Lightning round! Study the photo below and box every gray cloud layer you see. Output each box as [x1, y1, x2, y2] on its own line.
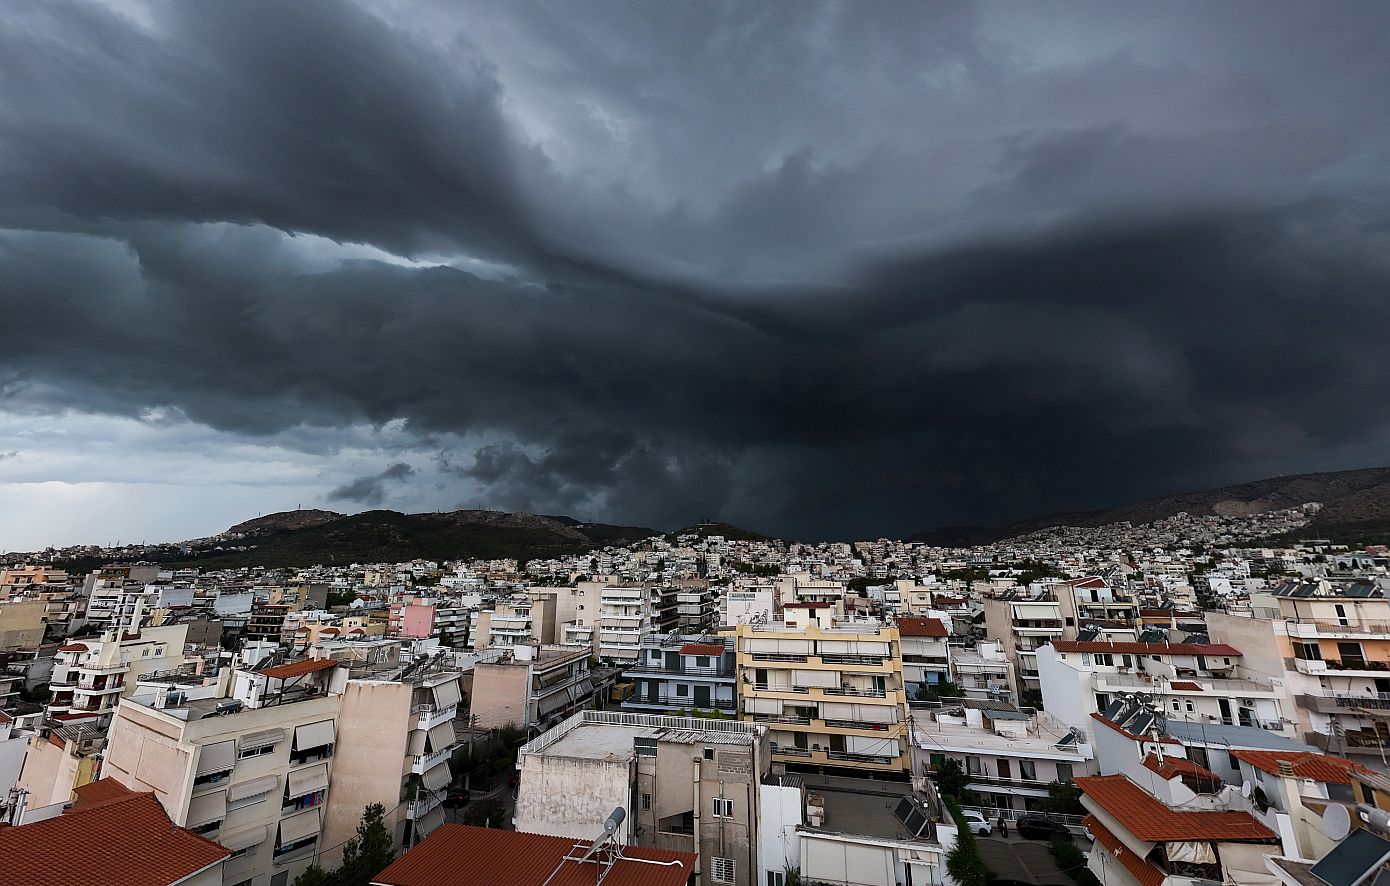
[3, 0, 1390, 540]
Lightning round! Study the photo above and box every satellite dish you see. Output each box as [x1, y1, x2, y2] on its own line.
[1322, 803, 1351, 841]
[1240, 780, 1252, 799]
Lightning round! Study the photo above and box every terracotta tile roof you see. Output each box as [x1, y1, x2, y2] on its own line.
[785, 601, 833, 609]
[1076, 775, 1275, 842]
[679, 643, 726, 656]
[57, 643, 89, 652]
[72, 777, 139, 808]
[896, 617, 949, 637]
[370, 824, 696, 886]
[256, 657, 339, 679]
[1143, 754, 1220, 783]
[1051, 640, 1242, 656]
[1169, 680, 1203, 691]
[1231, 750, 1372, 785]
[1064, 577, 1109, 588]
[0, 791, 228, 886]
[1085, 815, 1166, 886]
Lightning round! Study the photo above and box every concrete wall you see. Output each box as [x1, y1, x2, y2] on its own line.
[1035, 645, 1091, 733]
[513, 753, 634, 841]
[0, 601, 45, 652]
[470, 662, 529, 729]
[758, 780, 804, 886]
[16, 733, 81, 807]
[321, 680, 413, 866]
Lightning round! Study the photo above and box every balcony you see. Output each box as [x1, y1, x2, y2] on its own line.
[411, 703, 458, 732]
[409, 745, 453, 775]
[819, 653, 886, 667]
[406, 791, 443, 819]
[624, 661, 732, 679]
[753, 683, 810, 695]
[623, 692, 736, 712]
[1286, 620, 1390, 640]
[1300, 691, 1390, 713]
[821, 686, 888, 698]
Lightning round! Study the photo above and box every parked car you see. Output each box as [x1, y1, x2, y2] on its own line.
[443, 787, 471, 809]
[959, 810, 993, 836]
[1016, 815, 1072, 841]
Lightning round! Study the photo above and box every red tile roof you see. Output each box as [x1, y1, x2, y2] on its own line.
[1076, 775, 1275, 842]
[679, 643, 726, 656]
[256, 657, 339, 679]
[72, 777, 139, 808]
[1085, 815, 1166, 886]
[785, 601, 833, 609]
[1231, 750, 1372, 785]
[1051, 640, 1242, 656]
[370, 824, 696, 886]
[1064, 577, 1109, 589]
[0, 790, 228, 886]
[896, 617, 949, 638]
[1143, 754, 1220, 783]
[57, 643, 88, 652]
[1169, 680, 1203, 691]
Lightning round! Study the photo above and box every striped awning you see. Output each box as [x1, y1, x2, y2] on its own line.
[239, 728, 284, 752]
[194, 741, 236, 776]
[229, 774, 279, 802]
[287, 762, 329, 799]
[422, 761, 452, 792]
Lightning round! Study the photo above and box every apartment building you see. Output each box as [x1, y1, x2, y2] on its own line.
[316, 643, 464, 862]
[81, 564, 160, 624]
[104, 658, 343, 886]
[470, 644, 597, 731]
[244, 603, 293, 644]
[982, 592, 1065, 692]
[46, 622, 189, 726]
[1078, 773, 1281, 886]
[1210, 582, 1390, 769]
[470, 593, 556, 649]
[1051, 576, 1140, 636]
[897, 617, 951, 697]
[735, 620, 911, 774]
[621, 633, 736, 716]
[950, 641, 1018, 701]
[0, 599, 45, 652]
[911, 703, 1093, 813]
[514, 710, 768, 886]
[673, 578, 717, 631]
[1037, 639, 1294, 739]
[720, 580, 777, 627]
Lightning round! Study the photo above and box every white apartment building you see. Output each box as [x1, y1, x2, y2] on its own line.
[983, 593, 1066, 692]
[47, 622, 189, 727]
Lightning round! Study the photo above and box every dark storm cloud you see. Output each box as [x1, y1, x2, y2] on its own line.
[329, 462, 417, 505]
[3, 1, 1390, 539]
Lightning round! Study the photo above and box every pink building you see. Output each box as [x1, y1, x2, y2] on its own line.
[400, 603, 436, 640]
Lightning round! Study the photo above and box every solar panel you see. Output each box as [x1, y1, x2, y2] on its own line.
[1309, 828, 1390, 886]
[904, 809, 926, 835]
[894, 797, 914, 822]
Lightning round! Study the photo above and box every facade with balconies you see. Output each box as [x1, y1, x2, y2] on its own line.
[735, 621, 911, 773]
[46, 623, 188, 726]
[621, 633, 736, 715]
[983, 594, 1066, 692]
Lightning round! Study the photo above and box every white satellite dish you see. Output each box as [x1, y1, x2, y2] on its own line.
[1240, 780, 1252, 799]
[1323, 803, 1351, 841]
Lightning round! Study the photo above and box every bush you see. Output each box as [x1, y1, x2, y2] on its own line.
[945, 797, 991, 886]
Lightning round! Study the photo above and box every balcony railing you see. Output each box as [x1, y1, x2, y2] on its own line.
[819, 654, 886, 667]
[623, 662, 733, 678]
[827, 750, 900, 765]
[821, 686, 888, 698]
[754, 683, 809, 694]
[751, 713, 812, 726]
[749, 653, 809, 663]
[824, 718, 899, 732]
[624, 693, 736, 711]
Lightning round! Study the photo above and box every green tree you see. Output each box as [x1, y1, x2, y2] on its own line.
[292, 864, 332, 886]
[1051, 838, 1101, 886]
[945, 797, 991, 886]
[337, 802, 395, 886]
[462, 796, 507, 828]
[916, 680, 962, 702]
[1038, 780, 1085, 816]
[935, 757, 969, 800]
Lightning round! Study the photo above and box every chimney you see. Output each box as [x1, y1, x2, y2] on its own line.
[1277, 760, 1295, 778]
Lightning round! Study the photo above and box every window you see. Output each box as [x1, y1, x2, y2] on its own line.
[1172, 700, 1181, 712]
[641, 793, 652, 811]
[1185, 700, 1196, 713]
[238, 745, 275, 759]
[703, 747, 715, 761]
[966, 756, 982, 775]
[1019, 760, 1036, 781]
[712, 796, 733, 818]
[710, 856, 735, 883]
[768, 872, 786, 886]
[1055, 763, 1073, 783]
[696, 656, 710, 667]
[1081, 653, 1091, 666]
[1094, 653, 1113, 666]
[676, 684, 689, 697]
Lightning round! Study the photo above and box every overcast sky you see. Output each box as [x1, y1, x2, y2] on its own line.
[4, 0, 1390, 549]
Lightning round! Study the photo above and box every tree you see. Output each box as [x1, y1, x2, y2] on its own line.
[916, 680, 962, 702]
[462, 796, 507, 828]
[337, 803, 395, 886]
[1037, 781, 1085, 816]
[1051, 837, 1100, 886]
[935, 757, 969, 800]
[293, 864, 332, 886]
[945, 797, 991, 886]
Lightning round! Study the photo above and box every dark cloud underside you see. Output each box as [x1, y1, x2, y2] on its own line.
[3, 0, 1390, 540]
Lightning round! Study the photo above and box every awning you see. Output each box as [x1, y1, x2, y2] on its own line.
[239, 728, 284, 752]
[416, 806, 445, 837]
[195, 741, 236, 776]
[538, 690, 571, 716]
[186, 789, 227, 826]
[846, 735, 899, 755]
[792, 670, 839, 688]
[219, 824, 267, 852]
[278, 809, 321, 845]
[744, 697, 783, 715]
[286, 762, 329, 799]
[229, 774, 279, 802]
[293, 720, 335, 751]
[426, 722, 454, 753]
[431, 680, 461, 709]
[422, 761, 452, 792]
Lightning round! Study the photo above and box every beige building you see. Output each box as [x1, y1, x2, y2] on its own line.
[0, 599, 46, 652]
[515, 710, 769, 886]
[104, 658, 343, 886]
[47, 622, 189, 727]
[469, 644, 596, 731]
[735, 620, 911, 774]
